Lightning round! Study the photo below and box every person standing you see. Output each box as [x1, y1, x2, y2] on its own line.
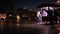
[37, 11, 42, 24]
[47, 8, 54, 25]
[57, 9, 60, 24]
[53, 8, 58, 24]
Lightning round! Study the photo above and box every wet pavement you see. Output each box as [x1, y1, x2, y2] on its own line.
[0, 21, 60, 34]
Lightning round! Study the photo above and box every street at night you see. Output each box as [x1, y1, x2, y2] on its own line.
[0, 0, 60, 34]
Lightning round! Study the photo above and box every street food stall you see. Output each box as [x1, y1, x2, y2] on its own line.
[37, 3, 60, 24]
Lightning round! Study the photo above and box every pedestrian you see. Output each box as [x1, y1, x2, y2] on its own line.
[53, 8, 58, 24]
[37, 11, 42, 24]
[47, 8, 54, 25]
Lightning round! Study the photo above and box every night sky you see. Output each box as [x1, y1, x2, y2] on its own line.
[0, 0, 57, 10]
[14, 0, 57, 10]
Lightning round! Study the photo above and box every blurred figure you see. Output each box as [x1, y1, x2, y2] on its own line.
[47, 8, 54, 25]
[37, 11, 42, 24]
[0, 18, 4, 29]
[47, 7, 58, 24]
[42, 9, 48, 24]
[57, 9, 60, 24]
[53, 8, 58, 24]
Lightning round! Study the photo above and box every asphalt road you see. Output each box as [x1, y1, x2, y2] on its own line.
[0, 23, 59, 34]
[0, 21, 60, 34]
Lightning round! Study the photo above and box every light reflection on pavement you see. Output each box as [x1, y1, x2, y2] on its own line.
[0, 21, 60, 34]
